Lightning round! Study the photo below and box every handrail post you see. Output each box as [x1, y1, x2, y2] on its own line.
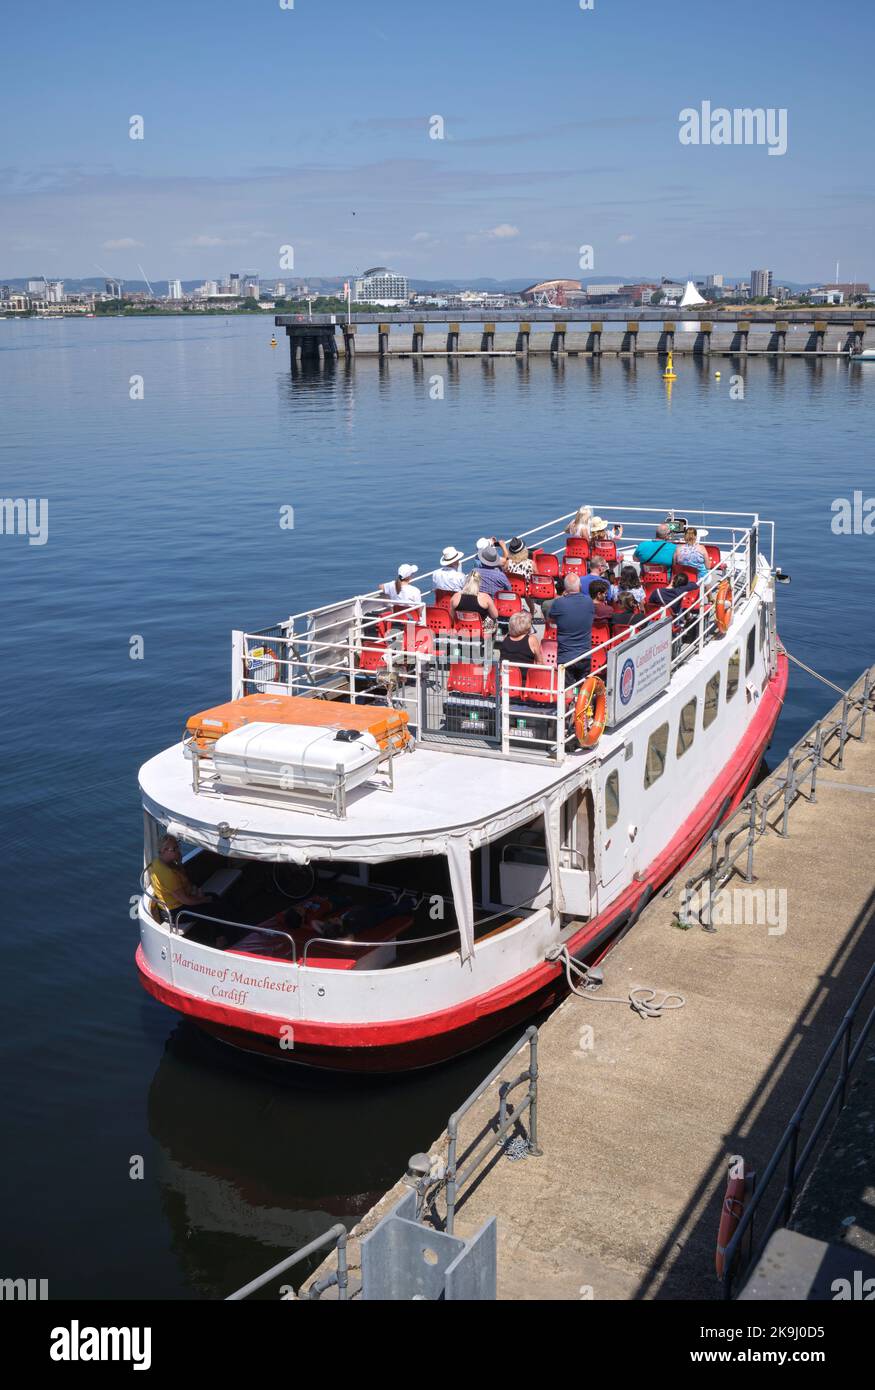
[838, 695, 850, 768]
[445, 1121, 459, 1235]
[527, 1027, 542, 1155]
[780, 749, 796, 837]
[702, 832, 719, 931]
[810, 726, 822, 802]
[744, 796, 757, 882]
[860, 668, 872, 742]
[555, 664, 566, 762]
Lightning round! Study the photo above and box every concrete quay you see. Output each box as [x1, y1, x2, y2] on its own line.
[304, 674, 875, 1301]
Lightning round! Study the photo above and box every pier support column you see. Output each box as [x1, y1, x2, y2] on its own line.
[731, 319, 750, 354]
[284, 323, 338, 366]
[481, 321, 495, 352]
[658, 321, 675, 357]
[770, 320, 788, 354]
[412, 322, 424, 353]
[516, 321, 531, 356]
[447, 322, 460, 354]
[694, 321, 713, 356]
[550, 321, 567, 355]
[342, 325, 356, 359]
[587, 320, 603, 356]
[849, 319, 866, 354]
[378, 323, 390, 358]
[621, 320, 639, 354]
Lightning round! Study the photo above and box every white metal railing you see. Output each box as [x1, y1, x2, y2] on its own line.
[230, 509, 765, 765]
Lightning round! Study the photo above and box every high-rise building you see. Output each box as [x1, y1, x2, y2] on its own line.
[705, 274, 723, 288]
[46, 280, 65, 303]
[275, 282, 286, 298]
[353, 266, 409, 305]
[167, 278, 183, 300]
[229, 273, 240, 295]
[750, 269, 772, 298]
[27, 279, 46, 295]
[105, 278, 122, 298]
[242, 273, 259, 299]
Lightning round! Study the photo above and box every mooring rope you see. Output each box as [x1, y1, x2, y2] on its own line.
[549, 946, 686, 1020]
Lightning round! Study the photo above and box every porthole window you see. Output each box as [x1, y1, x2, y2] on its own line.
[644, 723, 669, 789]
[726, 649, 740, 702]
[676, 698, 697, 758]
[604, 770, 620, 829]
[745, 626, 756, 675]
[703, 672, 721, 729]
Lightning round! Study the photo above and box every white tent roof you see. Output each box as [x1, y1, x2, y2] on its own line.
[679, 280, 707, 308]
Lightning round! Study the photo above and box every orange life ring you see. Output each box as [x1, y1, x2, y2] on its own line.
[715, 579, 733, 634]
[574, 676, 607, 748]
[715, 1155, 747, 1278]
[247, 645, 281, 684]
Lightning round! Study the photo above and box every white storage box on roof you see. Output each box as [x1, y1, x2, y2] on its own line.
[212, 722, 382, 795]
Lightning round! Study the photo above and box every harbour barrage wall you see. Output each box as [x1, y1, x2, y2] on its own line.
[276, 311, 875, 362]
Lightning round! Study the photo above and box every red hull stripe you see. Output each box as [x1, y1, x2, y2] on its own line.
[137, 654, 788, 1052]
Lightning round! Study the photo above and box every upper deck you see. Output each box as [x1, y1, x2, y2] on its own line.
[231, 506, 771, 760]
[139, 506, 776, 850]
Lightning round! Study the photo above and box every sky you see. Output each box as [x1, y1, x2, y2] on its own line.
[1, 0, 872, 285]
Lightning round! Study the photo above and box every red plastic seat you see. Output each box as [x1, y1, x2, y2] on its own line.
[496, 592, 522, 619]
[704, 544, 721, 569]
[528, 576, 556, 601]
[425, 606, 453, 633]
[454, 610, 484, 636]
[540, 640, 558, 666]
[534, 552, 560, 578]
[641, 563, 669, 583]
[508, 574, 527, 597]
[590, 621, 611, 675]
[484, 665, 497, 697]
[542, 622, 557, 641]
[359, 642, 389, 673]
[403, 624, 435, 658]
[672, 562, 703, 585]
[523, 666, 558, 704]
[565, 537, 590, 560]
[593, 539, 617, 562]
[500, 663, 526, 702]
[447, 662, 485, 695]
[432, 588, 455, 610]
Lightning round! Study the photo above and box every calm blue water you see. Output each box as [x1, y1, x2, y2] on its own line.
[1, 315, 872, 1298]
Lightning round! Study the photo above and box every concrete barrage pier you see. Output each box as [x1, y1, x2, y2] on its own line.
[277, 309, 875, 363]
[303, 668, 875, 1301]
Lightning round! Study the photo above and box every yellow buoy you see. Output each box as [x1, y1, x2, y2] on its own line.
[270, 335, 277, 349]
[663, 349, 677, 381]
[715, 371, 721, 379]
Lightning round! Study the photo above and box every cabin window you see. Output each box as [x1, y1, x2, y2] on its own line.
[676, 699, 697, 758]
[644, 723, 669, 789]
[605, 770, 620, 828]
[703, 672, 720, 729]
[726, 649, 740, 701]
[745, 626, 756, 675]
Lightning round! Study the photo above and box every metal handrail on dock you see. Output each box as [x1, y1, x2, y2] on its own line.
[682, 664, 874, 929]
[721, 958, 875, 1299]
[406, 1026, 542, 1236]
[226, 1223, 349, 1301]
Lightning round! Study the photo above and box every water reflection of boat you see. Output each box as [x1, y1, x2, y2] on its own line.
[147, 1021, 511, 1295]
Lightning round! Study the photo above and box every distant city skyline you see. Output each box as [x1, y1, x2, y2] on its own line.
[1, 0, 872, 283]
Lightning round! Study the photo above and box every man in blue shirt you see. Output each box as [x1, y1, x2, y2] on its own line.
[475, 544, 512, 597]
[550, 572, 596, 682]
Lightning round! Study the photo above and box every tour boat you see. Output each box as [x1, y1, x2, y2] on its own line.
[136, 507, 788, 1071]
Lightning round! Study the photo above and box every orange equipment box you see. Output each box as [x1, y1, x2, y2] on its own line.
[185, 693, 410, 752]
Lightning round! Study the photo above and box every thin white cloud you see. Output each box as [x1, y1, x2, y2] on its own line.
[488, 224, 520, 239]
[101, 237, 143, 250]
[617, 232, 635, 243]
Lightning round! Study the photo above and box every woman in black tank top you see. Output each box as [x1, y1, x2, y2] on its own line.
[498, 611, 542, 665]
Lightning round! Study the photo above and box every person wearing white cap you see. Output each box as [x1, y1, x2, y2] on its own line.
[432, 545, 467, 595]
[381, 563, 423, 620]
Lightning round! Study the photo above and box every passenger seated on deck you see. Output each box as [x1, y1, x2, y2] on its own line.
[148, 835, 214, 922]
[676, 527, 709, 577]
[451, 571, 498, 625]
[589, 513, 623, 542]
[633, 527, 679, 569]
[474, 544, 512, 597]
[498, 611, 542, 665]
[565, 505, 593, 539]
[611, 593, 641, 634]
[431, 545, 466, 595]
[586, 579, 616, 622]
[584, 554, 617, 600]
[381, 563, 423, 619]
[617, 564, 645, 606]
[649, 571, 691, 612]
